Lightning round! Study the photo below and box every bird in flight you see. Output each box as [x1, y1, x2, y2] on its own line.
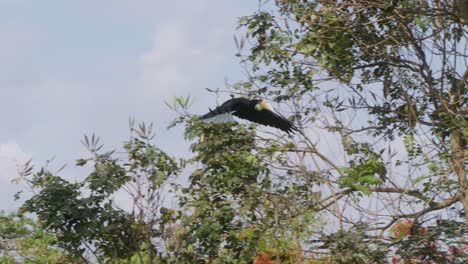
[200, 98, 297, 134]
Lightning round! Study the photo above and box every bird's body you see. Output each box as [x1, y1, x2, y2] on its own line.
[200, 98, 297, 134]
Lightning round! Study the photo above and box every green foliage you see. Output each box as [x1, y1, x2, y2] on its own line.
[0, 211, 69, 263]
[9, 0, 468, 263]
[22, 166, 143, 259]
[321, 229, 389, 263]
[20, 126, 182, 262]
[124, 137, 180, 189]
[339, 137, 385, 194]
[339, 157, 384, 195]
[176, 120, 267, 261]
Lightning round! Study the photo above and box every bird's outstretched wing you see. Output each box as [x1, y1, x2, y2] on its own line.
[233, 107, 297, 134]
[200, 98, 250, 123]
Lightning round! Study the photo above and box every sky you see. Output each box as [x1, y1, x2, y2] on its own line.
[0, 0, 260, 211]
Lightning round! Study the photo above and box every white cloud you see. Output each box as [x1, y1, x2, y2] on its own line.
[0, 141, 31, 183]
[140, 23, 224, 94]
[138, 3, 232, 109]
[0, 141, 31, 212]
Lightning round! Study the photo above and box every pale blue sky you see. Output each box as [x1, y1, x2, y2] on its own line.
[0, 0, 259, 211]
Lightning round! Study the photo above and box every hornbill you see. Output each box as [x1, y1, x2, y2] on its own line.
[200, 98, 297, 134]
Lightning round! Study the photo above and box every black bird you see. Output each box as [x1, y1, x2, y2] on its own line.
[200, 98, 297, 134]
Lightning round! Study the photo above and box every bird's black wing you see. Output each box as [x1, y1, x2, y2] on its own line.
[233, 107, 298, 134]
[200, 98, 251, 119]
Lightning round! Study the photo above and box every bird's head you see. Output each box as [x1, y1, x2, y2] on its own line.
[255, 99, 274, 112]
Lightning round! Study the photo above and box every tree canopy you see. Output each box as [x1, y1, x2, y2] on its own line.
[4, 0, 467, 263]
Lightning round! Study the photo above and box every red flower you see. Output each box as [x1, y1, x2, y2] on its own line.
[448, 246, 461, 255]
[253, 252, 270, 264]
[391, 219, 414, 238]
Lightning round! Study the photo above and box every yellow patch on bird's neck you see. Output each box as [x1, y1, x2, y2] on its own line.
[260, 100, 274, 112]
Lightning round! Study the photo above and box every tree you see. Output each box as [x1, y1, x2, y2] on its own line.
[226, 0, 467, 262]
[0, 211, 71, 263]
[16, 0, 467, 263]
[19, 123, 182, 263]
